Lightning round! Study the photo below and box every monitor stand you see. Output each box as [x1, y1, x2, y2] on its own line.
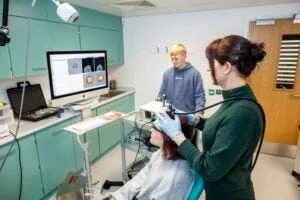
[70, 98, 93, 105]
[65, 96, 99, 107]
[63, 97, 97, 111]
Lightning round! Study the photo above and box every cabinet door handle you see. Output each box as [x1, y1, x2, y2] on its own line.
[0, 149, 16, 160]
[52, 129, 64, 136]
[32, 67, 47, 71]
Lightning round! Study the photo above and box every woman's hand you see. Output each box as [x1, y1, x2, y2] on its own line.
[155, 112, 182, 140]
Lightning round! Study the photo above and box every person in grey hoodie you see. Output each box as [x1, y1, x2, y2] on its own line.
[157, 43, 206, 114]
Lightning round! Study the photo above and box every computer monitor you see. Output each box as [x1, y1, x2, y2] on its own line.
[47, 50, 109, 107]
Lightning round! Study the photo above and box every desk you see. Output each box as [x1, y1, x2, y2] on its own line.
[64, 111, 124, 200]
[120, 111, 158, 182]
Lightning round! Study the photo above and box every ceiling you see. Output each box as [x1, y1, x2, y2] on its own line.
[66, 0, 300, 17]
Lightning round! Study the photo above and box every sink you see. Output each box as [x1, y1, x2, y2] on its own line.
[99, 90, 126, 100]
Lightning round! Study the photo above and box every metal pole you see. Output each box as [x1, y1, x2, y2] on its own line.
[83, 135, 93, 200]
[120, 120, 127, 182]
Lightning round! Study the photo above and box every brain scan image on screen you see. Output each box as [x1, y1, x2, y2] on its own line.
[47, 51, 108, 100]
[83, 73, 94, 88]
[82, 58, 94, 73]
[83, 65, 92, 72]
[68, 58, 83, 74]
[94, 71, 107, 86]
[94, 57, 105, 71]
[97, 74, 104, 81]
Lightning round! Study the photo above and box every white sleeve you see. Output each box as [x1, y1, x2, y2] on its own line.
[111, 151, 160, 200]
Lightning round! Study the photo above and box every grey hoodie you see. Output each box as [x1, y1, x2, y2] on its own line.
[157, 62, 206, 112]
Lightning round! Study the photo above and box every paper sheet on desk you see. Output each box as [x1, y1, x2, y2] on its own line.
[64, 111, 124, 135]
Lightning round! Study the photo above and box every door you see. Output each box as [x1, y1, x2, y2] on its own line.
[249, 19, 300, 145]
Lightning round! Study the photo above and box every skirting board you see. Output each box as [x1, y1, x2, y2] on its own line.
[260, 141, 297, 158]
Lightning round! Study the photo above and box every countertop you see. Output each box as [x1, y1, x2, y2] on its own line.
[0, 87, 135, 147]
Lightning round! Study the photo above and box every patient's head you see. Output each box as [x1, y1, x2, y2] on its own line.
[150, 117, 197, 160]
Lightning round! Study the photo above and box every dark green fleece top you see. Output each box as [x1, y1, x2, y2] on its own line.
[178, 84, 263, 200]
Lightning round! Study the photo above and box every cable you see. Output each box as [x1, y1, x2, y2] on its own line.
[0, 0, 35, 174]
[129, 117, 153, 177]
[173, 97, 266, 171]
[0, 2, 36, 199]
[9, 131, 22, 200]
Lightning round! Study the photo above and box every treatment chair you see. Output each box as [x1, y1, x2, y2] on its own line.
[187, 170, 204, 200]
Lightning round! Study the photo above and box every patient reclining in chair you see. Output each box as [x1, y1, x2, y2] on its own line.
[103, 118, 197, 200]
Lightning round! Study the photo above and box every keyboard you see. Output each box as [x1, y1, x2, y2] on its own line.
[72, 111, 124, 132]
[72, 117, 104, 131]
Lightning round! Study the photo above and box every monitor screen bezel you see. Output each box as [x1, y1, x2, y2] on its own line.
[47, 50, 108, 100]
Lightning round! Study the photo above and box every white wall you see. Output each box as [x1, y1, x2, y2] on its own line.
[109, 2, 300, 116]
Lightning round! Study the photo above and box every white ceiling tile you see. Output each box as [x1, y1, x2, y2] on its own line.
[66, 0, 300, 16]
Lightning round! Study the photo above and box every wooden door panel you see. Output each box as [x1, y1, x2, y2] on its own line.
[249, 19, 300, 145]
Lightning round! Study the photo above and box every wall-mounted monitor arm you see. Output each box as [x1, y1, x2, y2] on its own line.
[0, 0, 10, 46]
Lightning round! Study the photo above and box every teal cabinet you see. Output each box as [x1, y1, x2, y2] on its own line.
[49, 22, 80, 51]
[0, 15, 11, 79]
[0, 1, 124, 80]
[74, 7, 122, 31]
[9, 16, 51, 77]
[0, 144, 21, 200]
[35, 119, 76, 194]
[0, 135, 43, 200]
[74, 110, 100, 171]
[80, 26, 123, 66]
[96, 94, 135, 154]
[0, 94, 135, 199]
[0, 46, 11, 78]
[97, 103, 120, 154]
[99, 120, 121, 154]
[115, 94, 135, 113]
[85, 110, 101, 162]
[19, 135, 44, 200]
[9, 0, 48, 20]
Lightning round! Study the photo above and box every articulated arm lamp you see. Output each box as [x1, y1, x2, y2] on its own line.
[51, 0, 79, 23]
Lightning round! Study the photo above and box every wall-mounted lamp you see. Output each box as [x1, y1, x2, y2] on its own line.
[51, 0, 79, 23]
[293, 13, 300, 24]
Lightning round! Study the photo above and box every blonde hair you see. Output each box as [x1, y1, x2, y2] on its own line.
[170, 43, 186, 56]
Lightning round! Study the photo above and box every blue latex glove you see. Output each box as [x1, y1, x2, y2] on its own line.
[185, 114, 197, 125]
[174, 108, 197, 125]
[155, 112, 182, 140]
